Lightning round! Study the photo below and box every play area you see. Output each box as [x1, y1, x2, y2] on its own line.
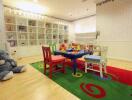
[31, 43, 132, 100]
[0, 0, 132, 100]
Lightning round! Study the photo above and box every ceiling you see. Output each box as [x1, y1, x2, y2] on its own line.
[3, 0, 96, 21]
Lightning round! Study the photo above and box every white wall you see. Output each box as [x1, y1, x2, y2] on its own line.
[0, 0, 4, 33]
[97, 0, 132, 61]
[73, 15, 96, 33]
[0, 0, 6, 50]
[68, 23, 75, 42]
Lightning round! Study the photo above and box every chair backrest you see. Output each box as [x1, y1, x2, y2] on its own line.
[93, 45, 101, 56]
[42, 46, 51, 63]
[52, 43, 56, 53]
[100, 46, 108, 63]
[49, 43, 56, 54]
[101, 46, 108, 58]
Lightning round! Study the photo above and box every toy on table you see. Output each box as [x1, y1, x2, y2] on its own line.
[71, 43, 77, 50]
[0, 50, 26, 81]
[59, 43, 67, 52]
[59, 40, 68, 52]
[80, 44, 85, 50]
[68, 43, 72, 49]
[76, 44, 81, 51]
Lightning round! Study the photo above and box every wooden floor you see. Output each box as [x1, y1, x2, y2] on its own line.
[0, 64, 79, 100]
[107, 58, 132, 71]
[0, 55, 132, 100]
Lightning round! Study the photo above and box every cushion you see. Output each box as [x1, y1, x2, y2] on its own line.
[84, 55, 101, 62]
[51, 55, 65, 62]
[77, 57, 85, 64]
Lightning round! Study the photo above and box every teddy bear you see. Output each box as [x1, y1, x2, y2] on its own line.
[0, 50, 26, 81]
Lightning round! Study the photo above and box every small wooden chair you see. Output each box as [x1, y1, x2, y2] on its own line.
[42, 46, 65, 78]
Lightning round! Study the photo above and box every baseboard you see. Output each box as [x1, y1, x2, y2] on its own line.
[108, 57, 132, 62]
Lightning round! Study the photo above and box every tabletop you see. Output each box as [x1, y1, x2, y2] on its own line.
[54, 50, 89, 59]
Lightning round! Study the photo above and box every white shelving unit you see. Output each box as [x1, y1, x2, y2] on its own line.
[4, 12, 69, 47]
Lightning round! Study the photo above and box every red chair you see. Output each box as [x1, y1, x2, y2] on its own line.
[42, 46, 65, 78]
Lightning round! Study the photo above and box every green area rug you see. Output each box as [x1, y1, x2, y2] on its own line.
[31, 61, 132, 100]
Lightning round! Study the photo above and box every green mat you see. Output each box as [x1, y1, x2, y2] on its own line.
[31, 61, 132, 100]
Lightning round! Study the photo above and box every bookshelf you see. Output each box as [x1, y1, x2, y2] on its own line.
[4, 14, 69, 47]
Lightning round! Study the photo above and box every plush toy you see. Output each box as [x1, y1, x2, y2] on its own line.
[0, 50, 26, 81]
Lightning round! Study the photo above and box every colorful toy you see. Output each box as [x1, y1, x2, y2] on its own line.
[77, 44, 81, 51]
[59, 43, 67, 52]
[71, 43, 77, 50]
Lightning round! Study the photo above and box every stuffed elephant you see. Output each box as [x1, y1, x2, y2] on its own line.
[0, 50, 26, 81]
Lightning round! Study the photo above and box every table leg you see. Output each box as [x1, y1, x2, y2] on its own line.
[72, 59, 77, 75]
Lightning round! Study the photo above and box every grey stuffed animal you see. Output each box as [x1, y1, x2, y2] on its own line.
[0, 50, 26, 81]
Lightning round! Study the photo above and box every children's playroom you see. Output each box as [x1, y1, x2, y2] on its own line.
[0, 0, 132, 100]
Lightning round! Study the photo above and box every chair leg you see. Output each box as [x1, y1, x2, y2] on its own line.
[99, 64, 103, 78]
[85, 62, 87, 73]
[104, 63, 107, 73]
[44, 63, 46, 74]
[49, 64, 52, 79]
